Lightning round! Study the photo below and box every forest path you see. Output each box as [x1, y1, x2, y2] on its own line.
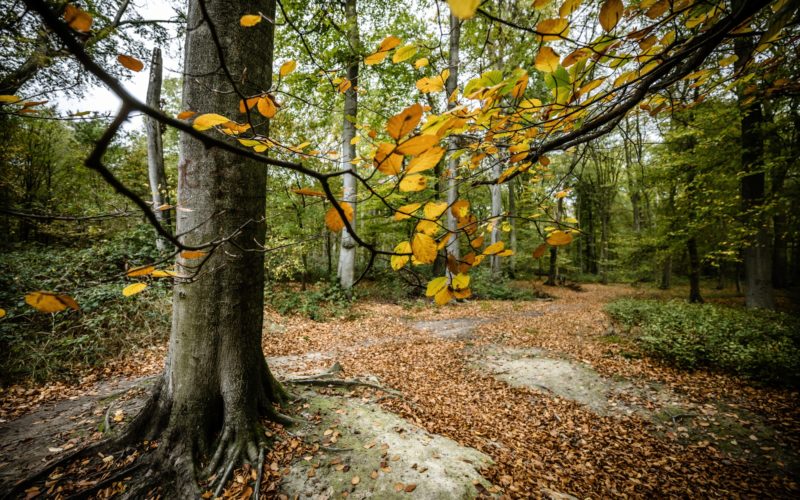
[265, 283, 799, 497]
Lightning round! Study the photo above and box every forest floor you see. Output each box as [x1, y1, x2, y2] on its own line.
[1, 283, 798, 498]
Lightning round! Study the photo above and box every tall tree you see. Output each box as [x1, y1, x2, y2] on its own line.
[337, 0, 360, 290]
[445, 10, 461, 282]
[145, 47, 171, 252]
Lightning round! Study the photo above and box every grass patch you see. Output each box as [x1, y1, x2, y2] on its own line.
[605, 298, 800, 387]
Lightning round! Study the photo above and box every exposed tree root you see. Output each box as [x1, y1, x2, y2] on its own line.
[289, 377, 402, 395]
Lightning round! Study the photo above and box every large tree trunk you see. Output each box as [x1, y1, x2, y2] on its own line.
[337, 0, 360, 290]
[445, 11, 461, 281]
[145, 47, 171, 252]
[734, 24, 774, 309]
[120, 1, 288, 495]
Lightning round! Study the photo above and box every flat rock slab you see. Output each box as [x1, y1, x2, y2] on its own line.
[411, 318, 488, 340]
[283, 389, 493, 499]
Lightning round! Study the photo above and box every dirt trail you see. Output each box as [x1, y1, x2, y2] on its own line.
[1, 284, 798, 498]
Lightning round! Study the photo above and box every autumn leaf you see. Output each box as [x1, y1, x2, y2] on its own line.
[240, 14, 262, 27]
[117, 55, 144, 72]
[451, 200, 470, 220]
[122, 283, 147, 297]
[535, 47, 560, 73]
[193, 113, 230, 131]
[414, 58, 429, 69]
[292, 187, 326, 198]
[391, 241, 412, 270]
[151, 270, 177, 278]
[64, 4, 92, 32]
[0, 308, 5, 319]
[546, 230, 573, 246]
[451, 273, 470, 290]
[279, 60, 297, 77]
[181, 250, 208, 259]
[325, 202, 354, 232]
[0, 95, 21, 104]
[365, 51, 390, 65]
[374, 143, 404, 175]
[412, 233, 437, 264]
[177, 110, 196, 119]
[425, 276, 448, 297]
[25, 292, 79, 313]
[257, 95, 277, 118]
[537, 18, 569, 41]
[447, 0, 480, 20]
[378, 35, 402, 52]
[399, 174, 427, 192]
[386, 104, 423, 140]
[407, 146, 444, 174]
[532, 243, 548, 258]
[126, 265, 155, 277]
[396, 135, 439, 156]
[423, 201, 448, 221]
[394, 203, 421, 221]
[599, 0, 624, 32]
[483, 241, 505, 255]
[393, 45, 417, 63]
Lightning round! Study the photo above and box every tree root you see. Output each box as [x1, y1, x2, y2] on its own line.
[289, 377, 402, 396]
[253, 446, 265, 500]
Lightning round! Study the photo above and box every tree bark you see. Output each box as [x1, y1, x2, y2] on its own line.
[145, 47, 171, 252]
[119, 1, 287, 495]
[734, 21, 774, 309]
[445, 11, 461, 282]
[337, 0, 360, 290]
[490, 158, 503, 277]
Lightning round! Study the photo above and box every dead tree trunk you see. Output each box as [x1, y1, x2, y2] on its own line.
[145, 47, 171, 252]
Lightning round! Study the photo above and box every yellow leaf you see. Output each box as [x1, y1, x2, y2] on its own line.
[257, 96, 277, 118]
[126, 265, 155, 277]
[240, 14, 262, 27]
[535, 47, 560, 73]
[0, 95, 21, 103]
[453, 287, 472, 299]
[447, 0, 480, 20]
[365, 51, 389, 65]
[451, 200, 470, 220]
[451, 273, 470, 290]
[151, 270, 177, 278]
[193, 113, 230, 131]
[497, 249, 514, 257]
[325, 202, 354, 232]
[434, 286, 453, 305]
[292, 187, 327, 198]
[393, 45, 417, 63]
[24, 291, 79, 313]
[394, 203, 421, 221]
[599, 0, 623, 32]
[386, 103, 423, 140]
[546, 230, 573, 246]
[425, 276, 448, 297]
[0, 308, 5, 319]
[414, 58, 429, 69]
[117, 54, 144, 72]
[399, 174, 427, 192]
[391, 241, 412, 270]
[177, 110, 196, 119]
[533, 243, 548, 258]
[559, 0, 582, 17]
[555, 190, 568, 198]
[378, 35, 403, 52]
[483, 241, 505, 255]
[537, 18, 569, 41]
[64, 4, 92, 32]
[412, 233, 437, 264]
[415, 219, 438, 236]
[338, 78, 352, 93]
[374, 143, 404, 175]
[122, 283, 147, 297]
[407, 146, 444, 174]
[279, 60, 297, 77]
[396, 135, 438, 156]
[415, 70, 449, 93]
[181, 250, 208, 259]
[423, 201, 448, 221]
[470, 236, 484, 248]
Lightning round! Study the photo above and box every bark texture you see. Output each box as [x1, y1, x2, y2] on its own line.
[445, 12, 461, 281]
[337, 0, 360, 290]
[145, 47, 171, 251]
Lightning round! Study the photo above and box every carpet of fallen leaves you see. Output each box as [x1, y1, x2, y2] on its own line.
[264, 283, 800, 498]
[2, 283, 798, 498]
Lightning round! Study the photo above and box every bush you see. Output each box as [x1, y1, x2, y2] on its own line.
[264, 280, 354, 321]
[605, 298, 800, 386]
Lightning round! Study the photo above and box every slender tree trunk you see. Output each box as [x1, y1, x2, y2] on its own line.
[490, 158, 503, 277]
[660, 255, 672, 290]
[508, 178, 517, 278]
[600, 212, 609, 284]
[337, 0, 360, 290]
[445, 11, 461, 282]
[120, 1, 287, 495]
[687, 237, 703, 303]
[545, 196, 563, 286]
[145, 47, 171, 252]
[735, 26, 774, 309]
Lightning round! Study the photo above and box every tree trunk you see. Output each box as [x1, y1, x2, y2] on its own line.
[545, 196, 563, 286]
[508, 178, 517, 278]
[659, 255, 671, 290]
[687, 236, 703, 303]
[734, 25, 774, 309]
[121, 1, 288, 495]
[145, 47, 171, 252]
[445, 11, 461, 282]
[490, 158, 503, 277]
[337, 0, 360, 290]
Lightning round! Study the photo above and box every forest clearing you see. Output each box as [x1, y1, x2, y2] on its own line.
[1, 0, 799, 498]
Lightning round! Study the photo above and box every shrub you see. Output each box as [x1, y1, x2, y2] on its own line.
[605, 298, 800, 387]
[264, 280, 354, 321]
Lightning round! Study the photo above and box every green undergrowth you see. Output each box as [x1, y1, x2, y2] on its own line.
[0, 227, 171, 384]
[605, 298, 800, 387]
[265, 280, 356, 321]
